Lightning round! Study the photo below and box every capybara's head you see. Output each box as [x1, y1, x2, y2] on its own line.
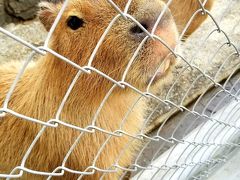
[39, 0, 178, 90]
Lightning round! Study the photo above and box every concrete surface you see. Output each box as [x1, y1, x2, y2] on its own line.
[134, 84, 240, 179]
[133, 71, 240, 178]
[209, 149, 240, 180]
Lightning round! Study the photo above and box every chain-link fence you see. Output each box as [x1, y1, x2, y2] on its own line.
[0, 0, 240, 179]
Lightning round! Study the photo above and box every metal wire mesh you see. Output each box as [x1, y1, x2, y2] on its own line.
[0, 0, 239, 179]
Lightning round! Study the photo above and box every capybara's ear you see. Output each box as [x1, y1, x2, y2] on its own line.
[38, 2, 60, 31]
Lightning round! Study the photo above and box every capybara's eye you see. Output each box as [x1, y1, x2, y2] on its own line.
[67, 16, 84, 30]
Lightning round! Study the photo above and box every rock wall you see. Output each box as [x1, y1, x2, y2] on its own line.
[0, 0, 40, 26]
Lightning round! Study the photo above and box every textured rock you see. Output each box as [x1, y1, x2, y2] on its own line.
[0, 21, 47, 63]
[4, 0, 40, 20]
[0, 0, 6, 25]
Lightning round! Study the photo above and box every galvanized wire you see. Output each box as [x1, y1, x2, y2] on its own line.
[0, 0, 240, 179]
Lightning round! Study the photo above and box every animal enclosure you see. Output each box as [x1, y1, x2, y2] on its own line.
[0, 0, 240, 179]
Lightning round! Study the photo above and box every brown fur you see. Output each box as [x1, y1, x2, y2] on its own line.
[166, 0, 214, 38]
[0, 0, 214, 179]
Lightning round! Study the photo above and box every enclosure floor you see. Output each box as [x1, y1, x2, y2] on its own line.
[134, 71, 240, 178]
[209, 148, 240, 180]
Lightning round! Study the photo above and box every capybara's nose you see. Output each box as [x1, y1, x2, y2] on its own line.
[130, 0, 172, 39]
[130, 21, 150, 38]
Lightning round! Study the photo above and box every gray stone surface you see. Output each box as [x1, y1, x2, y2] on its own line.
[134, 72, 240, 174]
[0, 0, 44, 26]
[0, 0, 6, 25]
[0, 21, 47, 63]
[0, 0, 19, 26]
[209, 148, 240, 180]
[4, 0, 40, 20]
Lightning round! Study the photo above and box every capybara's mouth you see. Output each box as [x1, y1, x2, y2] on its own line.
[147, 55, 176, 85]
[145, 40, 177, 84]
